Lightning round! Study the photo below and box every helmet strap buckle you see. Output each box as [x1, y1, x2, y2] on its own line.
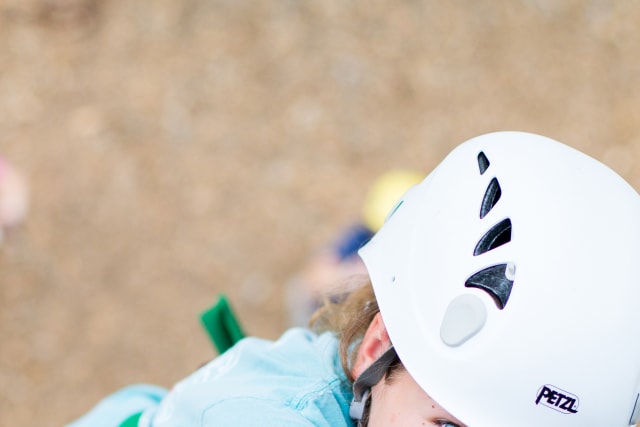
[349, 347, 398, 423]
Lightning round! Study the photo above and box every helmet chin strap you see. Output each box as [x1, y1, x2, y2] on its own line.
[349, 347, 398, 426]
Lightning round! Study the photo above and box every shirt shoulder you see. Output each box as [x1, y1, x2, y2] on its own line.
[146, 328, 353, 427]
[202, 397, 318, 427]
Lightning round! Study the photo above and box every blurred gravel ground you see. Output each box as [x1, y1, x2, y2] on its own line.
[2, 1, 640, 425]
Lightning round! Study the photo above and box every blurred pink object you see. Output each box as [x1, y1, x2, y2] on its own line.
[0, 156, 29, 230]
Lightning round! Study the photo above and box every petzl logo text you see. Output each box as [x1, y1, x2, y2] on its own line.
[535, 385, 579, 414]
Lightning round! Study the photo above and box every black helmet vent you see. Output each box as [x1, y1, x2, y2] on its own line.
[480, 177, 501, 219]
[473, 218, 511, 255]
[477, 151, 490, 174]
[465, 264, 514, 309]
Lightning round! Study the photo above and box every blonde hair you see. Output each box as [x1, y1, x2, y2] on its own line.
[309, 275, 379, 382]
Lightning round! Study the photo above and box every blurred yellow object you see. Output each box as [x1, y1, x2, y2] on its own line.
[362, 169, 423, 232]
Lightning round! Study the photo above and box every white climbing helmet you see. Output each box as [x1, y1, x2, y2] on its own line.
[359, 131, 640, 427]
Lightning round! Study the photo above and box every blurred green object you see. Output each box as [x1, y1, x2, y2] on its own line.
[200, 294, 245, 354]
[119, 412, 142, 427]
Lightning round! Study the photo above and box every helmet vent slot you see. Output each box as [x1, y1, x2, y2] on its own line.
[465, 264, 514, 309]
[477, 151, 490, 174]
[473, 218, 511, 256]
[480, 177, 501, 218]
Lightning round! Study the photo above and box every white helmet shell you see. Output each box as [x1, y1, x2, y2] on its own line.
[359, 132, 640, 426]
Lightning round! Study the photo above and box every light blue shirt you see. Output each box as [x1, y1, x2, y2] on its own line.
[66, 328, 354, 427]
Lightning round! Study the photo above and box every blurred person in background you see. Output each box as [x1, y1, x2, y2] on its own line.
[286, 169, 423, 326]
[0, 156, 28, 244]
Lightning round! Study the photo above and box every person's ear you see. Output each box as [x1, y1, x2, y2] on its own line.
[351, 312, 392, 379]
